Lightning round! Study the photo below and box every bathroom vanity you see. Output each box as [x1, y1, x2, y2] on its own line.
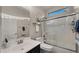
[0, 37, 41, 53]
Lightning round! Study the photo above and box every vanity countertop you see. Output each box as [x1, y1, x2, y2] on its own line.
[1, 37, 41, 53]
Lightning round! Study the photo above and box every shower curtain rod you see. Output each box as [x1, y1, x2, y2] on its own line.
[41, 13, 79, 22]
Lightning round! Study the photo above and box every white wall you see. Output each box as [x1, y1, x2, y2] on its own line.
[1, 17, 17, 42]
[1, 6, 30, 47]
[29, 7, 45, 18]
[2, 6, 29, 17]
[17, 19, 30, 38]
[29, 7, 46, 38]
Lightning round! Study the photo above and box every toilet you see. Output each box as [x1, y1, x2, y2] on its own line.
[35, 37, 53, 52]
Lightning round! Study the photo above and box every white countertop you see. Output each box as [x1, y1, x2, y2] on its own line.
[1, 37, 41, 53]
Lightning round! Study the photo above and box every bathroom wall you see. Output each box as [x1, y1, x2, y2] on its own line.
[74, 6, 79, 13]
[2, 6, 29, 17]
[1, 6, 30, 43]
[17, 19, 30, 38]
[1, 16, 17, 42]
[29, 7, 45, 18]
[29, 7, 46, 38]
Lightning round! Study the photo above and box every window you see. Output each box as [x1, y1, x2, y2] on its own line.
[48, 9, 65, 17]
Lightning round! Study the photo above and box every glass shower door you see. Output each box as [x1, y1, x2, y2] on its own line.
[44, 16, 75, 50]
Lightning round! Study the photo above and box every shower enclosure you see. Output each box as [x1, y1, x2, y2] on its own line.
[41, 15, 76, 51]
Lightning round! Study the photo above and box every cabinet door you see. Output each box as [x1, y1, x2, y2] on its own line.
[44, 16, 75, 50]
